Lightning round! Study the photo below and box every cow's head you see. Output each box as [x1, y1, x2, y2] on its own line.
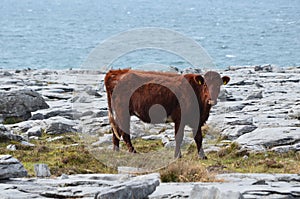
[184, 74, 212, 107]
[204, 71, 230, 106]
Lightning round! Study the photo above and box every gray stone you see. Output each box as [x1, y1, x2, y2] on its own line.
[84, 86, 102, 97]
[93, 110, 108, 118]
[218, 89, 237, 101]
[222, 125, 257, 140]
[246, 91, 263, 100]
[226, 104, 246, 112]
[271, 142, 300, 153]
[46, 122, 77, 134]
[47, 135, 64, 142]
[34, 164, 51, 177]
[227, 118, 253, 126]
[60, 174, 69, 179]
[190, 186, 244, 199]
[0, 155, 27, 179]
[43, 91, 73, 100]
[0, 89, 49, 123]
[142, 134, 163, 140]
[95, 173, 160, 199]
[3, 71, 13, 76]
[26, 126, 42, 137]
[254, 64, 273, 72]
[71, 93, 92, 103]
[45, 117, 77, 135]
[236, 127, 300, 151]
[230, 80, 253, 86]
[20, 141, 35, 147]
[0, 124, 24, 142]
[92, 134, 112, 146]
[6, 144, 16, 151]
[33, 108, 81, 120]
[30, 112, 45, 120]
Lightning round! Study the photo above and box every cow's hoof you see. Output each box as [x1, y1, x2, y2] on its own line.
[174, 151, 182, 159]
[129, 148, 137, 153]
[113, 145, 120, 151]
[198, 155, 208, 160]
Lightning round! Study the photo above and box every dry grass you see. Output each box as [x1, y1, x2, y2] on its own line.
[1, 132, 299, 182]
[160, 158, 221, 182]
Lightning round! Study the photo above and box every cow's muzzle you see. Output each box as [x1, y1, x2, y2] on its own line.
[208, 100, 216, 106]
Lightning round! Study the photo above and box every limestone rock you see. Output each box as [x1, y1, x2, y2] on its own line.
[246, 91, 263, 100]
[190, 186, 244, 199]
[0, 124, 24, 142]
[0, 89, 49, 123]
[26, 126, 42, 137]
[222, 125, 257, 140]
[236, 127, 300, 151]
[95, 173, 160, 199]
[45, 117, 78, 135]
[34, 164, 51, 177]
[0, 155, 27, 179]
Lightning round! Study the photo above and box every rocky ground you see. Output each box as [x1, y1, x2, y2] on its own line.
[0, 65, 299, 198]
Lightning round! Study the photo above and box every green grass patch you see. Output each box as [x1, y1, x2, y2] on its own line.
[1, 132, 299, 182]
[0, 133, 115, 177]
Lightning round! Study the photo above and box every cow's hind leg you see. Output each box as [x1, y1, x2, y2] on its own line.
[193, 129, 207, 159]
[174, 122, 184, 158]
[109, 114, 121, 151]
[117, 114, 136, 153]
[112, 127, 121, 151]
[122, 132, 136, 153]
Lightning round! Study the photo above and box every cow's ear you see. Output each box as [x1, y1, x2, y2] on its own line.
[222, 76, 230, 85]
[194, 75, 205, 85]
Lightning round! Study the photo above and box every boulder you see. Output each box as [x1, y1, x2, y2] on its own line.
[0, 89, 49, 123]
[95, 173, 160, 199]
[0, 155, 27, 179]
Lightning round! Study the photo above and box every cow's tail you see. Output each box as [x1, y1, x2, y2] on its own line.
[104, 71, 122, 141]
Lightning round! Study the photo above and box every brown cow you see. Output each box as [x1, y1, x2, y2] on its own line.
[104, 69, 230, 159]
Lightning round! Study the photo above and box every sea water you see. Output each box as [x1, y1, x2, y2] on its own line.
[0, 0, 299, 70]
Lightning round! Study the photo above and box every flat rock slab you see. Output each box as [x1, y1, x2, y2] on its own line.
[150, 173, 300, 199]
[0, 170, 299, 199]
[236, 127, 300, 151]
[0, 173, 160, 198]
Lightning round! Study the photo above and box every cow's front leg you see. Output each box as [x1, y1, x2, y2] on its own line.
[122, 132, 136, 153]
[194, 128, 207, 159]
[174, 123, 184, 158]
